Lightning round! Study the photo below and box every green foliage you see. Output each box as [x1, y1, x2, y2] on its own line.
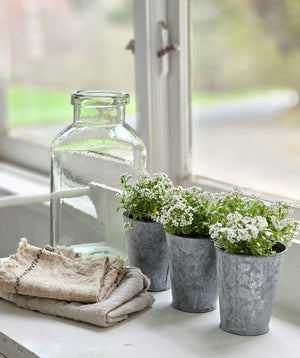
[210, 188, 299, 256]
[157, 187, 216, 238]
[191, 0, 300, 93]
[118, 173, 299, 255]
[286, 0, 300, 47]
[118, 171, 173, 225]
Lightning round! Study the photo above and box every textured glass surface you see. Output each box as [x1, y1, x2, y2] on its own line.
[51, 91, 146, 256]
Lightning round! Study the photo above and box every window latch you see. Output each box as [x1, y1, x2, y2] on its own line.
[157, 21, 179, 77]
[157, 43, 179, 58]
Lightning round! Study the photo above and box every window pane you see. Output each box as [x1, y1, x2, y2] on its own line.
[191, 0, 300, 201]
[1, 0, 135, 142]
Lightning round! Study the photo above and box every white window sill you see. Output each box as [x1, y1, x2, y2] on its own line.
[0, 161, 299, 317]
[0, 290, 299, 358]
[0, 135, 50, 174]
[0, 161, 49, 197]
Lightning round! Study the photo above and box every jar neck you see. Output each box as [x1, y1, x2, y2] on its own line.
[71, 90, 129, 125]
[73, 104, 125, 125]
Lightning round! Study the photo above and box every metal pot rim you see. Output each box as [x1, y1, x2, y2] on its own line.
[123, 211, 158, 225]
[214, 242, 287, 258]
[165, 232, 212, 241]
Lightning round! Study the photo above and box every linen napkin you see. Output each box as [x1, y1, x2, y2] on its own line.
[0, 238, 125, 303]
[0, 239, 155, 327]
[0, 267, 154, 327]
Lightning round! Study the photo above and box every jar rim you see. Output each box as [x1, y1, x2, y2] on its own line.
[71, 90, 130, 106]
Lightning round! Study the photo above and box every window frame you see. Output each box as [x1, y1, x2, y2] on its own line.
[0, 0, 190, 177]
[132, 0, 300, 224]
[132, 0, 191, 184]
[1, 0, 300, 219]
[0, 135, 50, 173]
[0, 0, 299, 315]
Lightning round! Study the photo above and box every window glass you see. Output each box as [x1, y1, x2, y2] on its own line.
[0, 0, 135, 142]
[191, 0, 300, 201]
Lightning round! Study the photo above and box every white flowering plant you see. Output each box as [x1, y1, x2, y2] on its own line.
[156, 186, 216, 237]
[118, 171, 173, 226]
[210, 188, 299, 256]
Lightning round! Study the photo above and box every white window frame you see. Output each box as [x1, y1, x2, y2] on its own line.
[0, 135, 50, 173]
[0, 0, 299, 314]
[1, 0, 300, 218]
[132, 0, 300, 221]
[133, 0, 190, 184]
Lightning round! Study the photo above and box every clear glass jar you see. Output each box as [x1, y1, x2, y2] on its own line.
[50, 90, 146, 256]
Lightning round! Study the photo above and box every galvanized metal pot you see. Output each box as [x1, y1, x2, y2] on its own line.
[166, 233, 217, 312]
[123, 214, 170, 292]
[216, 243, 286, 336]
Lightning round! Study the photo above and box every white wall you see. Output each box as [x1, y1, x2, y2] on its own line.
[274, 243, 300, 318]
[0, 201, 50, 257]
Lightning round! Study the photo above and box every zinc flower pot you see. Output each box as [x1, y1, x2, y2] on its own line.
[166, 233, 217, 312]
[216, 242, 286, 336]
[123, 214, 170, 292]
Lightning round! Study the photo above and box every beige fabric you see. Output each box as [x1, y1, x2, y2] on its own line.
[0, 239, 155, 327]
[0, 238, 125, 303]
[0, 267, 155, 327]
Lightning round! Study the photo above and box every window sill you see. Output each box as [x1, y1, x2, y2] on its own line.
[0, 161, 50, 256]
[0, 161, 49, 196]
[0, 290, 299, 358]
[0, 161, 299, 315]
[0, 135, 50, 174]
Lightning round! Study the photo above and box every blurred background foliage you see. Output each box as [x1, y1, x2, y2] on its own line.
[191, 0, 300, 93]
[2, 0, 300, 127]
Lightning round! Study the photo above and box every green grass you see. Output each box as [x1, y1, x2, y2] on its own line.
[8, 86, 72, 127]
[8, 85, 137, 128]
[8, 85, 278, 128]
[192, 88, 275, 106]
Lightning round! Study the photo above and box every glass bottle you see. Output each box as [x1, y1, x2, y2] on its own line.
[50, 90, 146, 256]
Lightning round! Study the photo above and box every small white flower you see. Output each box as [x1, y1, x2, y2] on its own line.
[124, 222, 132, 231]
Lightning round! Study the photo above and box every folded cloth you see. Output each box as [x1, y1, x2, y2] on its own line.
[0, 267, 155, 327]
[0, 238, 126, 303]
